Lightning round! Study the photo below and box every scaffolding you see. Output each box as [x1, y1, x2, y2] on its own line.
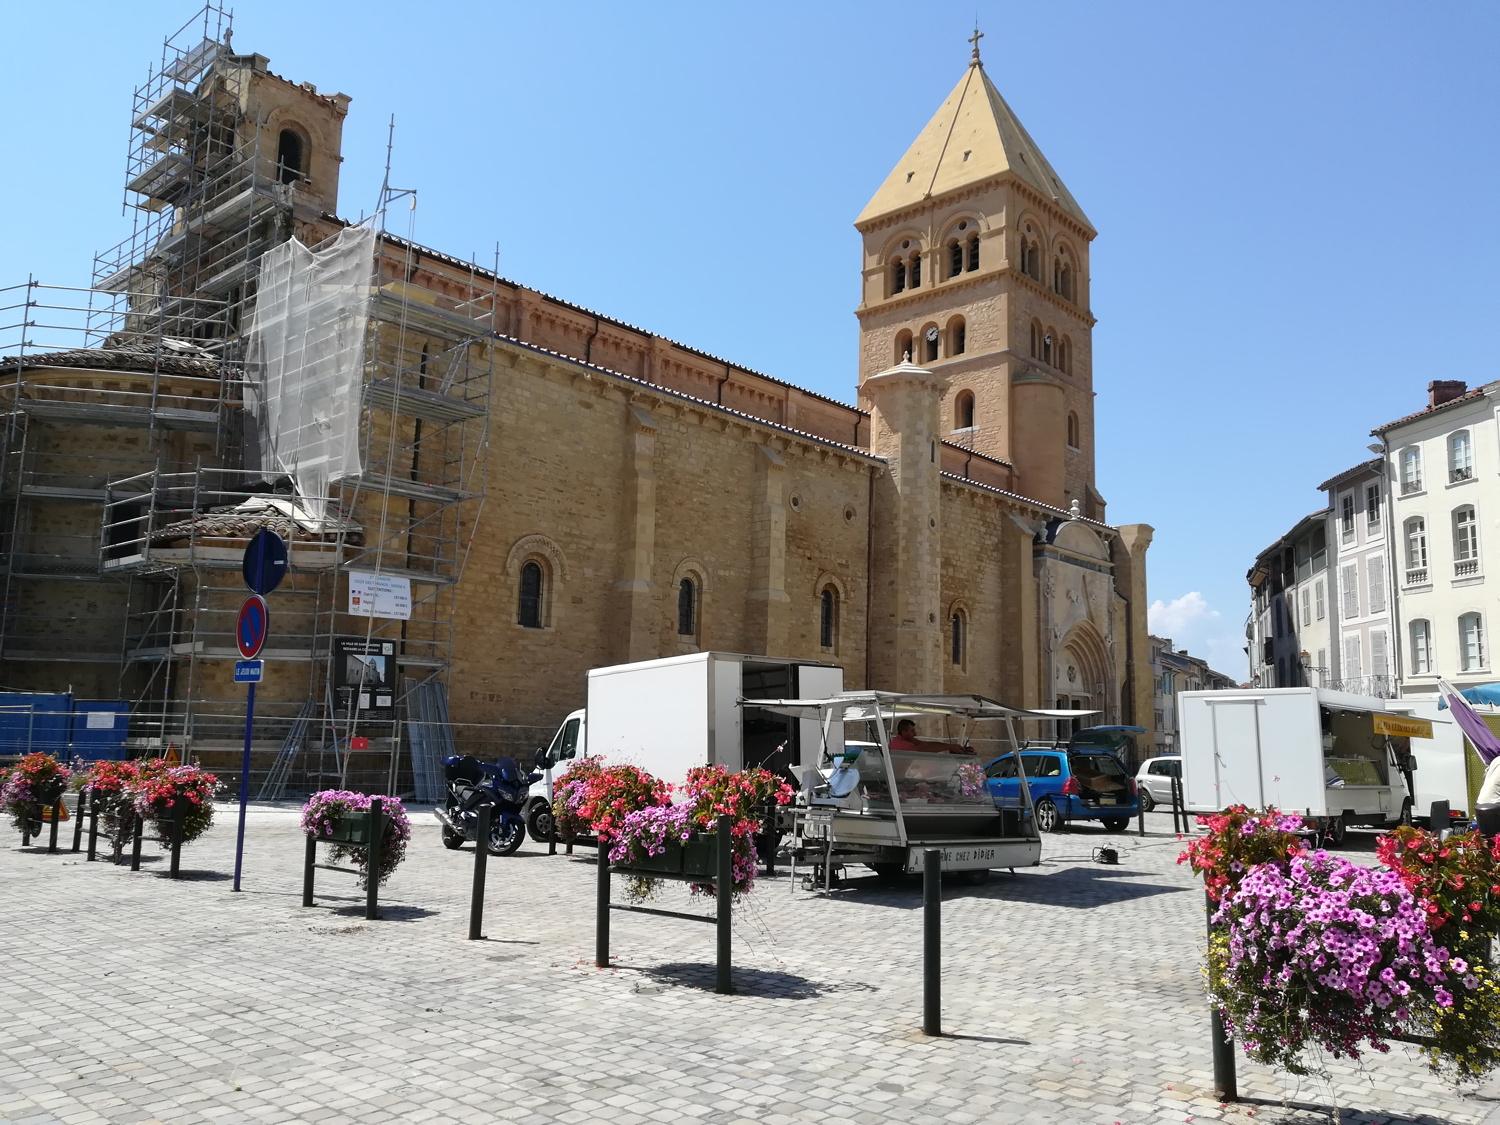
[1, 4, 494, 797]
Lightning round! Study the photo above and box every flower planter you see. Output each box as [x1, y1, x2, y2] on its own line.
[616, 834, 720, 878]
[325, 816, 372, 845]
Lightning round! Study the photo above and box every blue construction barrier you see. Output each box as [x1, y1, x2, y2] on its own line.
[0, 694, 129, 760]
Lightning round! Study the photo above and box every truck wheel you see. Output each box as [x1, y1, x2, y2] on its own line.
[1035, 799, 1062, 833]
[1139, 790, 1156, 813]
[526, 803, 556, 843]
[1324, 817, 1347, 846]
[1397, 799, 1413, 827]
[870, 862, 906, 882]
[441, 826, 465, 850]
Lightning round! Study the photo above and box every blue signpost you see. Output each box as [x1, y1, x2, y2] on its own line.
[233, 530, 287, 892]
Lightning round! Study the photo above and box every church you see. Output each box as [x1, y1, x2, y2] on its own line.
[0, 13, 1151, 781]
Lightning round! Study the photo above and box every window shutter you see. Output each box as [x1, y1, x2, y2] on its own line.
[1341, 564, 1359, 619]
[1366, 557, 1386, 614]
[1343, 635, 1362, 679]
[1371, 631, 1388, 678]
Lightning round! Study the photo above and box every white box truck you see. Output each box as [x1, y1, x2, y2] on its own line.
[1179, 687, 1458, 841]
[522, 652, 843, 839]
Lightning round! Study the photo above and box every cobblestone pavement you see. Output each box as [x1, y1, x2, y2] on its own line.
[3, 807, 1500, 1125]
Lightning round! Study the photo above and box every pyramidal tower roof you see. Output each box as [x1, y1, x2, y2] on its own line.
[856, 36, 1092, 232]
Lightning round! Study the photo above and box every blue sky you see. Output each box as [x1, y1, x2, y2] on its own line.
[4, 2, 1498, 678]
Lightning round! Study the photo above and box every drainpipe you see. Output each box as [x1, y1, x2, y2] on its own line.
[1380, 440, 1401, 697]
[717, 363, 731, 405]
[584, 315, 601, 365]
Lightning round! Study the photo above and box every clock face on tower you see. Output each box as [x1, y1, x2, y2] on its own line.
[924, 326, 939, 343]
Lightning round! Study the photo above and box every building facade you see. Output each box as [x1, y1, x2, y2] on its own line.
[1320, 458, 1395, 696]
[0, 15, 1154, 787]
[1148, 635, 1236, 756]
[1247, 511, 1334, 689]
[1378, 380, 1499, 696]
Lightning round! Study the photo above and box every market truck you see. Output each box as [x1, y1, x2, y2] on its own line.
[1179, 687, 1460, 841]
[522, 652, 843, 840]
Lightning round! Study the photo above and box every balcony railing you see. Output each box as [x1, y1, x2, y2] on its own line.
[1405, 566, 1428, 585]
[1456, 558, 1481, 578]
[1451, 466, 1474, 484]
[1401, 478, 1423, 495]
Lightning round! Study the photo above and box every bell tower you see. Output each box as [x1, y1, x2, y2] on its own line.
[854, 31, 1100, 515]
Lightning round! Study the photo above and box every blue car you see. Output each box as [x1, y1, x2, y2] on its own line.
[986, 747, 1141, 833]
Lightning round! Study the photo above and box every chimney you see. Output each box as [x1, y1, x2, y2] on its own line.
[1429, 379, 1468, 408]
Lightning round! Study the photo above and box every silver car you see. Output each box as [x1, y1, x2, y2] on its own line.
[1134, 754, 1181, 812]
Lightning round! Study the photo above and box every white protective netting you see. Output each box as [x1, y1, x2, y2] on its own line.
[244, 223, 376, 522]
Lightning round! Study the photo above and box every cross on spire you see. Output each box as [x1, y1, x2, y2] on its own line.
[969, 24, 984, 65]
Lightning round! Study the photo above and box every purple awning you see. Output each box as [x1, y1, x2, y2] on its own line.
[1438, 678, 1500, 765]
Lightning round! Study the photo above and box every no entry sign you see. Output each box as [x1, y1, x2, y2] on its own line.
[236, 595, 269, 659]
[242, 529, 289, 596]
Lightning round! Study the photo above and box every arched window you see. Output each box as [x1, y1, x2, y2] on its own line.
[955, 390, 975, 430]
[1029, 321, 1042, 359]
[819, 586, 838, 650]
[1018, 231, 1039, 280]
[1450, 430, 1474, 483]
[1066, 411, 1080, 449]
[890, 258, 906, 295]
[1042, 329, 1054, 366]
[967, 234, 980, 272]
[947, 316, 966, 356]
[894, 329, 913, 365]
[948, 240, 963, 278]
[908, 252, 922, 289]
[950, 610, 966, 666]
[1404, 516, 1428, 583]
[1399, 446, 1423, 494]
[1453, 505, 1481, 576]
[677, 577, 697, 637]
[1460, 612, 1487, 671]
[1056, 336, 1070, 374]
[1409, 619, 1432, 674]
[276, 128, 306, 185]
[518, 561, 544, 628]
[921, 324, 939, 364]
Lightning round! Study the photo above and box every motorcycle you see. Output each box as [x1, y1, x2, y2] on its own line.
[434, 748, 548, 856]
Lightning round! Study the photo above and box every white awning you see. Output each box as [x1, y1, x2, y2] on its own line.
[740, 691, 1099, 724]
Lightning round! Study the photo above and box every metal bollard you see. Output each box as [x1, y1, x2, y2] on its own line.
[129, 813, 143, 871]
[365, 800, 383, 921]
[302, 833, 316, 907]
[86, 797, 99, 861]
[1207, 890, 1238, 1100]
[469, 805, 490, 940]
[716, 813, 733, 995]
[21, 808, 31, 848]
[1137, 799, 1146, 838]
[72, 790, 87, 852]
[169, 799, 185, 878]
[923, 848, 942, 1036]
[595, 837, 610, 968]
[48, 797, 61, 853]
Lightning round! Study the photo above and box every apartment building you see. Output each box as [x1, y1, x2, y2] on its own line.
[1320, 458, 1395, 696]
[1247, 510, 1334, 689]
[1376, 380, 1500, 696]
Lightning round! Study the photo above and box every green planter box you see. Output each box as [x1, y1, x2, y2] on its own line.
[616, 833, 721, 879]
[324, 817, 372, 845]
